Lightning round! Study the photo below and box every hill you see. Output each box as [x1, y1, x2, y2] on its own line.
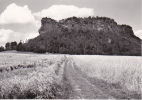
[20, 16, 141, 56]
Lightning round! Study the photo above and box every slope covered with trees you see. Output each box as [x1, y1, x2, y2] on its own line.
[18, 16, 141, 56]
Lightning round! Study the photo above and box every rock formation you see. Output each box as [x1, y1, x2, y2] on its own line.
[23, 16, 141, 55]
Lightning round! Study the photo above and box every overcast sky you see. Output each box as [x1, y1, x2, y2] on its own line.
[0, 0, 141, 46]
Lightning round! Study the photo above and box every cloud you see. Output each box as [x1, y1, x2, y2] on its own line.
[0, 4, 95, 46]
[0, 3, 39, 46]
[33, 5, 94, 21]
[0, 29, 38, 46]
[24, 32, 39, 40]
[134, 30, 142, 40]
[0, 3, 35, 24]
[0, 29, 17, 46]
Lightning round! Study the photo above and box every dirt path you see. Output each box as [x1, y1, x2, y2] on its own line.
[63, 56, 141, 99]
[64, 57, 114, 99]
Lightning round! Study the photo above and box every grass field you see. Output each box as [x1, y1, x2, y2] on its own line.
[0, 52, 65, 99]
[0, 51, 141, 99]
[71, 55, 142, 94]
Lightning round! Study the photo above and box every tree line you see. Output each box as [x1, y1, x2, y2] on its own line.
[0, 41, 23, 52]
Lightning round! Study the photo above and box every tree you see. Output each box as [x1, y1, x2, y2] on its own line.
[11, 41, 17, 50]
[17, 41, 23, 51]
[0, 46, 4, 52]
[5, 42, 11, 50]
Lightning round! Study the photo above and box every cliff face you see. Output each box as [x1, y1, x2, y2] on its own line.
[38, 17, 58, 34]
[39, 17, 136, 37]
[24, 16, 141, 55]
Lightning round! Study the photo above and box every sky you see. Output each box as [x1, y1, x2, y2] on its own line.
[0, 0, 141, 47]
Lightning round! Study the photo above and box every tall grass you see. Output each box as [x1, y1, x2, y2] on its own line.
[0, 53, 65, 99]
[72, 55, 142, 94]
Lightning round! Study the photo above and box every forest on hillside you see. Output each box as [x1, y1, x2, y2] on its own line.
[2, 16, 141, 56]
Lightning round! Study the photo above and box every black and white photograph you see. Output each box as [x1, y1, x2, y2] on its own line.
[0, 0, 141, 99]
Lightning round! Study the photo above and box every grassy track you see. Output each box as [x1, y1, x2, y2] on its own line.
[0, 52, 141, 99]
[63, 56, 141, 99]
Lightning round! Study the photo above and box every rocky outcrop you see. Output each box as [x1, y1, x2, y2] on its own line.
[38, 17, 58, 34]
[24, 16, 141, 55]
[39, 17, 137, 37]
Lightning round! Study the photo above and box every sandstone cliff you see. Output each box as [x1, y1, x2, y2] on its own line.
[22, 16, 141, 55]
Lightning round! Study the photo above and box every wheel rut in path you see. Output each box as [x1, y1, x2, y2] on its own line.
[64, 57, 114, 99]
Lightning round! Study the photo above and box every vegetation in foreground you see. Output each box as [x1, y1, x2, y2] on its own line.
[0, 53, 141, 99]
[0, 53, 70, 99]
[72, 55, 142, 97]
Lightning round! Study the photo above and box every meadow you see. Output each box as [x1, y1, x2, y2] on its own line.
[71, 55, 142, 94]
[0, 52, 66, 99]
[0, 51, 141, 99]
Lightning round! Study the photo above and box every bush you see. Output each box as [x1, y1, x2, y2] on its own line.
[33, 46, 46, 53]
